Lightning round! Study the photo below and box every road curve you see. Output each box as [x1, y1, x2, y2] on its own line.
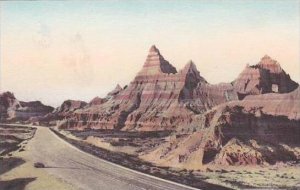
[26, 126, 199, 190]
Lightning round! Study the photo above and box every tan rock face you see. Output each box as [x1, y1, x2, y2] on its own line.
[234, 86, 300, 120]
[0, 91, 54, 121]
[213, 138, 265, 165]
[233, 55, 298, 99]
[142, 89, 300, 168]
[60, 46, 235, 130]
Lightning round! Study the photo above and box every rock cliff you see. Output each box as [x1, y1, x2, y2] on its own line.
[60, 46, 235, 130]
[5, 45, 299, 168]
[141, 87, 300, 168]
[0, 91, 54, 122]
[233, 55, 298, 99]
[34, 100, 87, 125]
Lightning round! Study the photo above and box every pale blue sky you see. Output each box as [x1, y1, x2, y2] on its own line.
[1, 1, 299, 106]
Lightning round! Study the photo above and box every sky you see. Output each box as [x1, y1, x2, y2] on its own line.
[1, 0, 299, 107]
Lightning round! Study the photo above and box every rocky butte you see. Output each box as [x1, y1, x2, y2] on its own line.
[60, 45, 238, 130]
[50, 45, 299, 168]
[59, 46, 298, 131]
[0, 92, 54, 122]
[233, 55, 298, 99]
[2, 45, 299, 169]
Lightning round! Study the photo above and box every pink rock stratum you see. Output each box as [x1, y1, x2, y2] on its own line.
[59, 46, 241, 130]
[2, 45, 299, 168]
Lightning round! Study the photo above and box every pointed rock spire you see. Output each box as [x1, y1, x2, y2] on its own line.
[149, 45, 160, 54]
[259, 54, 277, 65]
[115, 84, 122, 91]
[258, 55, 282, 73]
[233, 55, 298, 97]
[107, 84, 123, 97]
[182, 60, 198, 72]
[137, 45, 177, 77]
[180, 60, 207, 83]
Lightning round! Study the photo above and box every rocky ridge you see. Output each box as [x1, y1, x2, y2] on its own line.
[4, 45, 300, 168]
[141, 87, 300, 168]
[0, 92, 54, 122]
[60, 46, 236, 130]
[58, 46, 300, 168]
[233, 55, 298, 99]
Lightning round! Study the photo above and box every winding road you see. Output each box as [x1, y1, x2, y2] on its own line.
[26, 126, 199, 190]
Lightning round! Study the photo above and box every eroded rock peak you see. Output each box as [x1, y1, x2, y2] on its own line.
[138, 45, 177, 77]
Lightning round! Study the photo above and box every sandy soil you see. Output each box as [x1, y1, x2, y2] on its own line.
[64, 129, 170, 156]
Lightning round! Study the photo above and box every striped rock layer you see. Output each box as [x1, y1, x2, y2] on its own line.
[61, 46, 237, 130]
[233, 55, 298, 99]
[142, 87, 300, 168]
[55, 46, 300, 167]
[60, 46, 299, 132]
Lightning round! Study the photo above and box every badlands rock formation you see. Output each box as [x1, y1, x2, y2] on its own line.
[107, 84, 123, 98]
[88, 96, 106, 106]
[54, 100, 87, 114]
[141, 87, 300, 168]
[233, 55, 298, 99]
[16, 45, 299, 168]
[56, 46, 298, 168]
[0, 91, 54, 122]
[60, 46, 236, 130]
[35, 99, 88, 125]
[35, 84, 124, 126]
[58, 46, 299, 136]
[89, 84, 123, 106]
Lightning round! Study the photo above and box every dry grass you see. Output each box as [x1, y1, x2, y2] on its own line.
[194, 164, 300, 189]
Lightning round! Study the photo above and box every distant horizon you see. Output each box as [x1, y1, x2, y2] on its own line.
[1, 1, 299, 107]
[1, 49, 299, 108]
